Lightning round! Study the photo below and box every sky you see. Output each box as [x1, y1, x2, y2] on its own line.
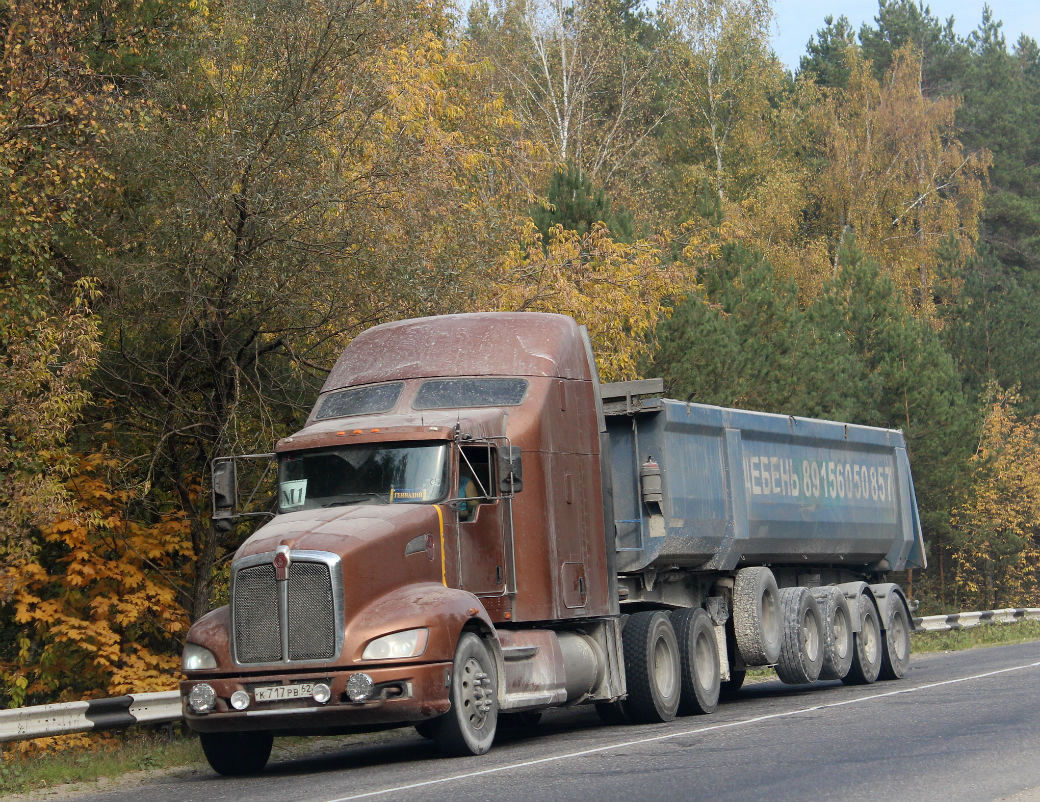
[770, 0, 1040, 70]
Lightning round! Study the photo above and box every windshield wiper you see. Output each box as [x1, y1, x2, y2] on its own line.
[322, 492, 385, 507]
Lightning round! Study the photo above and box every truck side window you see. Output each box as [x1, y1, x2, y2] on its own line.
[459, 446, 494, 521]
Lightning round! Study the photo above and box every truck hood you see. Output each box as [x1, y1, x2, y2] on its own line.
[236, 503, 443, 561]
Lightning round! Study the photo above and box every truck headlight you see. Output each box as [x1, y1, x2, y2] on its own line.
[182, 642, 218, 671]
[361, 628, 429, 661]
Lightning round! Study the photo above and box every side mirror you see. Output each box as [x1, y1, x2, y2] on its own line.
[497, 447, 523, 494]
[212, 458, 237, 520]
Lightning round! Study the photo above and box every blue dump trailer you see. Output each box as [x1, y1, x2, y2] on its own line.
[599, 378, 925, 709]
[605, 389, 926, 575]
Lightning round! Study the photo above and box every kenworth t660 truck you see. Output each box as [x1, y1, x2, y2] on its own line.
[180, 312, 926, 775]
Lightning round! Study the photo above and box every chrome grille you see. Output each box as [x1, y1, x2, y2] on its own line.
[233, 563, 281, 663]
[287, 562, 336, 660]
[231, 550, 343, 665]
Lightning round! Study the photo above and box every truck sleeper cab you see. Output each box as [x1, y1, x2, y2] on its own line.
[181, 313, 925, 775]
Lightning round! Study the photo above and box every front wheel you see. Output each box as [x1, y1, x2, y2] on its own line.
[199, 731, 273, 776]
[434, 632, 499, 756]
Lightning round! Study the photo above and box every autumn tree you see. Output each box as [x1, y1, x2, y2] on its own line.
[0, 0, 106, 589]
[466, 0, 666, 203]
[484, 222, 680, 380]
[92, 0, 527, 620]
[952, 388, 1040, 609]
[806, 44, 989, 310]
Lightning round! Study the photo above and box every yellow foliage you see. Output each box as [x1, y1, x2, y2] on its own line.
[482, 222, 687, 381]
[807, 46, 990, 313]
[1, 455, 192, 707]
[951, 388, 1040, 609]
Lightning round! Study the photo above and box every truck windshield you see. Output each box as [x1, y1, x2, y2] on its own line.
[278, 443, 448, 512]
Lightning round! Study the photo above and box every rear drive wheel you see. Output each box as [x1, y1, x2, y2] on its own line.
[671, 608, 720, 714]
[622, 610, 681, 723]
[879, 595, 912, 680]
[843, 595, 882, 685]
[434, 632, 498, 755]
[732, 567, 782, 666]
[811, 586, 854, 680]
[199, 731, 273, 776]
[775, 587, 824, 684]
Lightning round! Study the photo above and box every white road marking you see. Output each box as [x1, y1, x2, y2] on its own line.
[325, 660, 1040, 802]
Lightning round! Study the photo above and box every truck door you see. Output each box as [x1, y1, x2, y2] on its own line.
[457, 444, 507, 596]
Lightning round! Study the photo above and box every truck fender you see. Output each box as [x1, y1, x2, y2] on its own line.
[184, 606, 232, 667]
[346, 582, 497, 666]
[869, 583, 913, 632]
[834, 581, 879, 634]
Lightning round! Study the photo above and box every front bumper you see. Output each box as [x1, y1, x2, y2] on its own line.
[181, 661, 452, 734]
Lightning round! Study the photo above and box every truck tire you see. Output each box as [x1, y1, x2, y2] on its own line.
[775, 587, 823, 685]
[199, 731, 273, 776]
[670, 608, 720, 714]
[843, 594, 882, 685]
[732, 567, 782, 666]
[879, 594, 912, 680]
[622, 610, 681, 723]
[434, 632, 498, 756]
[811, 586, 854, 680]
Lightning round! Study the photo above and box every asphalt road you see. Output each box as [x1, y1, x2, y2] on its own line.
[58, 641, 1040, 802]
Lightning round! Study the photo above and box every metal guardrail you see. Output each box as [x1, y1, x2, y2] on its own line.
[913, 606, 1040, 632]
[0, 691, 181, 743]
[2, 607, 1038, 744]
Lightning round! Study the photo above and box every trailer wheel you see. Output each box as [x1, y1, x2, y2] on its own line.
[879, 595, 912, 680]
[434, 632, 498, 755]
[622, 610, 681, 723]
[843, 595, 882, 685]
[812, 586, 854, 680]
[199, 731, 273, 776]
[671, 608, 720, 714]
[775, 587, 823, 685]
[732, 567, 782, 666]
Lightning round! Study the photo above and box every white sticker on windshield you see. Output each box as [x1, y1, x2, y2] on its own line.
[281, 479, 308, 509]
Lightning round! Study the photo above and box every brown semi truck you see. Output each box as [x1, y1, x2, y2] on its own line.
[180, 312, 925, 774]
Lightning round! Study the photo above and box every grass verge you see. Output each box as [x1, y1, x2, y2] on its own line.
[3, 621, 1038, 798]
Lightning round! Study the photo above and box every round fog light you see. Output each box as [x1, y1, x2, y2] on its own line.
[188, 683, 216, 714]
[230, 690, 250, 710]
[345, 672, 374, 703]
[312, 683, 332, 704]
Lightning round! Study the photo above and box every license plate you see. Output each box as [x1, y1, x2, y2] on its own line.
[254, 683, 314, 703]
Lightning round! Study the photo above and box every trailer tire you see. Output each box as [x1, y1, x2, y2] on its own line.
[199, 731, 273, 776]
[879, 595, 912, 680]
[434, 632, 498, 756]
[775, 587, 823, 685]
[622, 610, 681, 723]
[671, 608, 720, 714]
[843, 594, 882, 685]
[811, 586, 854, 680]
[732, 567, 782, 666]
